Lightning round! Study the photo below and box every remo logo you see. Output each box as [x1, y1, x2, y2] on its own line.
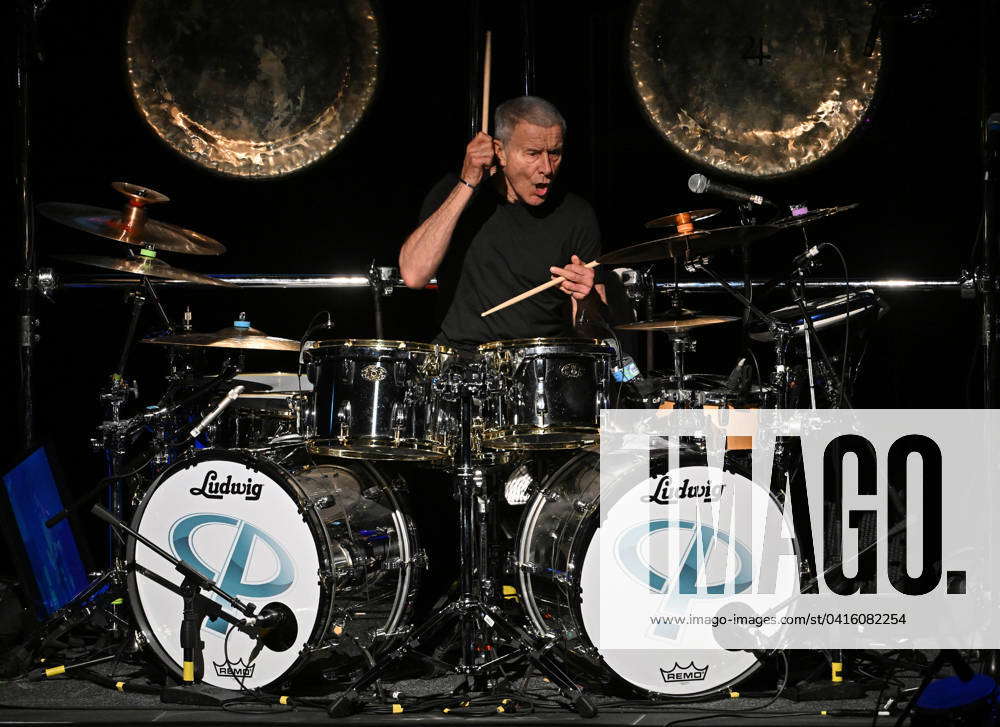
[170, 514, 295, 634]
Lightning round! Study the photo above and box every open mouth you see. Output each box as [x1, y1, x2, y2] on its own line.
[534, 182, 550, 197]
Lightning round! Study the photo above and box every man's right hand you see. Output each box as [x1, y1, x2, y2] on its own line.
[460, 132, 494, 187]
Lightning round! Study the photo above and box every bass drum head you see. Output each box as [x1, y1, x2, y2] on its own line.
[127, 450, 325, 690]
[517, 449, 791, 698]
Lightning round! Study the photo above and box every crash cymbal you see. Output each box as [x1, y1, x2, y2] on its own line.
[599, 225, 777, 266]
[144, 322, 299, 352]
[771, 204, 860, 229]
[616, 308, 740, 333]
[52, 253, 234, 288]
[644, 208, 721, 230]
[38, 203, 225, 255]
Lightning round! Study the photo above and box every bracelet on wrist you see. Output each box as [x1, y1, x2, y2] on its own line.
[458, 177, 477, 192]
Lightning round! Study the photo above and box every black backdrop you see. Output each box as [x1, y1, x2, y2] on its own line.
[5, 0, 998, 573]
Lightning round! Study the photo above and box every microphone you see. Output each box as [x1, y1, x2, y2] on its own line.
[189, 385, 244, 439]
[688, 173, 774, 207]
[249, 602, 297, 652]
[791, 244, 822, 268]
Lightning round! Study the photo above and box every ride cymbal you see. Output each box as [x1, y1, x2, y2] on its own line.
[599, 225, 777, 265]
[52, 253, 234, 288]
[144, 324, 300, 352]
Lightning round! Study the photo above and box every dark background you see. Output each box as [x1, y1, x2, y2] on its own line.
[5, 1, 998, 578]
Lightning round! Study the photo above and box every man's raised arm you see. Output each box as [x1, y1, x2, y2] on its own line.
[399, 132, 494, 289]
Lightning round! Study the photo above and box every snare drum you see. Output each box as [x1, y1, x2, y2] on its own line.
[477, 338, 613, 451]
[211, 391, 312, 451]
[305, 339, 457, 461]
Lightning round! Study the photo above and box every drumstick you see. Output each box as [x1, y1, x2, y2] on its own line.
[480, 260, 600, 318]
[481, 31, 492, 133]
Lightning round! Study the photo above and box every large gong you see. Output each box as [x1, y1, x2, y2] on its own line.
[126, 0, 379, 178]
[629, 0, 881, 178]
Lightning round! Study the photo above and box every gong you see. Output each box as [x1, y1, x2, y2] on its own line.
[127, 0, 379, 178]
[629, 0, 882, 178]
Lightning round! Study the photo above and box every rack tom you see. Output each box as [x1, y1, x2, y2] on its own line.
[477, 338, 613, 451]
[305, 339, 457, 461]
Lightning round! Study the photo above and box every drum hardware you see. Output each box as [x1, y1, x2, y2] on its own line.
[368, 263, 398, 340]
[597, 224, 779, 266]
[326, 365, 598, 718]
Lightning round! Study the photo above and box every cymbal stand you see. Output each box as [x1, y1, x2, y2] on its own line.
[98, 274, 174, 632]
[327, 366, 597, 717]
[685, 257, 791, 407]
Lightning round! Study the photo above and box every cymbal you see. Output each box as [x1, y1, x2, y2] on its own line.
[616, 308, 740, 333]
[144, 325, 300, 352]
[644, 208, 721, 230]
[599, 224, 777, 265]
[38, 202, 225, 255]
[771, 204, 859, 229]
[52, 253, 234, 288]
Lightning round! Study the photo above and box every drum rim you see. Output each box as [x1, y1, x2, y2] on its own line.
[478, 337, 604, 352]
[307, 437, 450, 461]
[306, 338, 456, 356]
[482, 426, 599, 451]
[515, 449, 798, 698]
[125, 448, 334, 690]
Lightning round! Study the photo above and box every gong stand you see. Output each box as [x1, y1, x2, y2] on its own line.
[328, 367, 597, 718]
[13, 0, 48, 451]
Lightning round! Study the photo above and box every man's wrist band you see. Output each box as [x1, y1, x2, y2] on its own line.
[458, 177, 477, 192]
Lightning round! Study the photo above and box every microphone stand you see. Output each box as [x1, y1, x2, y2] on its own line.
[89, 504, 263, 705]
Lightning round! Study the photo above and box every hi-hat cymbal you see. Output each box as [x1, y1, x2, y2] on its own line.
[644, 208, 721, 230]
[771, 204, 859, 229]
[144, 325, 300, 352]
[38, 202, 225, 255]
[52, 253, 234, 288]
[616, 308, 740, 333]
[599, 224, 777, 265]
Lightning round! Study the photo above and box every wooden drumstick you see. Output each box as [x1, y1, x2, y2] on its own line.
[481, 31, 492, 133]
[480, 260, 600, 318]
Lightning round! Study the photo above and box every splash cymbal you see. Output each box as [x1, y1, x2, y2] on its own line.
[599, 225, 777, 265]
[616, 308, 740, 333]
[52, 253, 234, 288]
[644, 208, 721, 230]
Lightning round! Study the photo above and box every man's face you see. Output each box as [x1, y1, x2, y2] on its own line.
[494, 122, 564, 206]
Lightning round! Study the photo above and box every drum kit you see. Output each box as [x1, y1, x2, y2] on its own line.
[36, 182, 886, 712]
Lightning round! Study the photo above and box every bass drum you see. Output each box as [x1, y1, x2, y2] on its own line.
[127, 450, 421, 690]
[515, 449, 795, 698]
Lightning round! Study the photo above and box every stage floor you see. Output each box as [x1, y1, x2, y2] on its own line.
[0, 669, 895, 726]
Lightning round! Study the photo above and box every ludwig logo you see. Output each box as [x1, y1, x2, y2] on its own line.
[214, 658, 255, 678]
[170, 514, 294, 635]
[189, 470, 263, 501]
[660, 662, 708, 683]
[644, 475, 726, 504]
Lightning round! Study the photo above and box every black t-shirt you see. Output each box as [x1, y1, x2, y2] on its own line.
[419, 173, 602, 351]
